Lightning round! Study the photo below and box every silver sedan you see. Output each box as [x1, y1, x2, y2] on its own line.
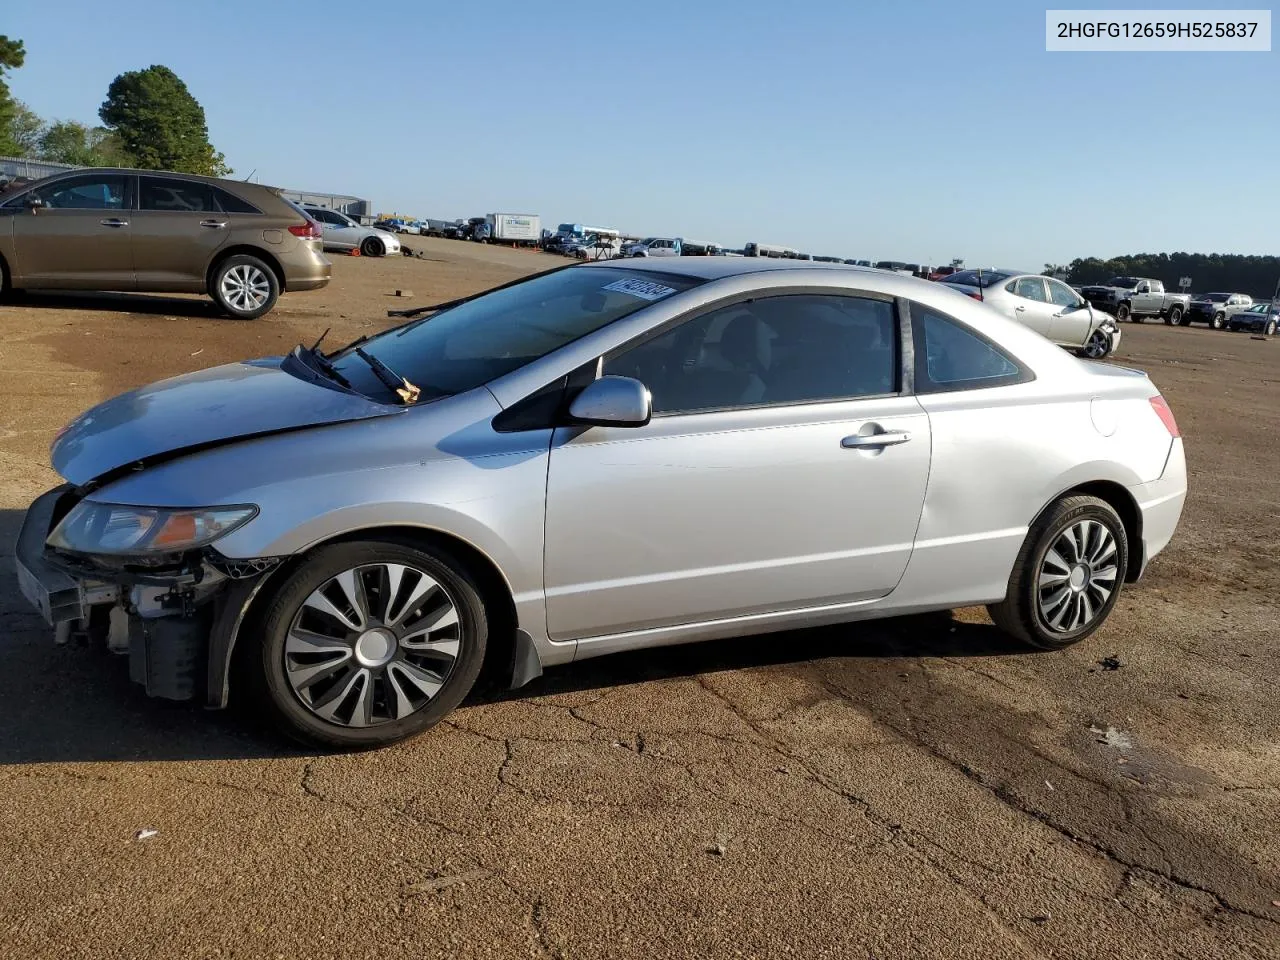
[15, 260, 1186, 748]
[939, 270, 1120, 359]
[299, 204, 401, 257]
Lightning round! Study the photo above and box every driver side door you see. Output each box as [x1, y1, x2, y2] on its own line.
[1046, 279, 1092, 346]
[542, 291, 931, 641]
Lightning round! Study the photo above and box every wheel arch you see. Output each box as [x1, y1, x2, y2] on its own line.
[211, 524, 524, 709]
[1036, 480, 1143, 583]
[206, 245, 287, 294]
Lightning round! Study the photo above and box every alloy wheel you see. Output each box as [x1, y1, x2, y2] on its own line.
[1082, 329, 1109, 359]
[1036, 520, 1119, 634]
[220, 264, 271, 312]
[284, 563, 461, 727]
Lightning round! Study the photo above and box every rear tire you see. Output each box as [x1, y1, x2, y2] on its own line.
[1266, 320, 1277, 337]
[249, 539, 489, 749]
[1165, 306, 1182, 325]
[210, 254, 279, 320]
[361, 236, 385, 257]
[987, 495, 1129, 651]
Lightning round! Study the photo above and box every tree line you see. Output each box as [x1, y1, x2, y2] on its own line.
[0, 35, 228, 176]
[1053, 254, 1280, 298]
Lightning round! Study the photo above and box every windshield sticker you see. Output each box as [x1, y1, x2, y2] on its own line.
[603, 278, 678, 301]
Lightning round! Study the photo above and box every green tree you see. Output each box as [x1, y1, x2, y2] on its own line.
[99, 65, 229, 176]
[38, 120, 130, 166]
[0, 34, 27, 156]
[9, 100, 44, 157]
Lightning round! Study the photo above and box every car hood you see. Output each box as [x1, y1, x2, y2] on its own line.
[51, 357, 404, 486]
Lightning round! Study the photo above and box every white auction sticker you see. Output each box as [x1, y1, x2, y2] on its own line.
[603, 278, 678, 301]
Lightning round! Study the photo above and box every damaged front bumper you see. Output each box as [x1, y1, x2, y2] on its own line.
[14, 486, 281, 707]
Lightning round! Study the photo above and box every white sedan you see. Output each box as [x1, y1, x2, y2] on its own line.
[940, 270, 1120, 359]
[300, 205, 401, 257]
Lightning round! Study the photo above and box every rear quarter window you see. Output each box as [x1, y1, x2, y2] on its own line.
[214, 187, 263, 214]
[909, 303, 1033, 393]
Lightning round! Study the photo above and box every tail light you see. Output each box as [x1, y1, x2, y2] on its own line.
[288, 219, 322, 239]
[1149, 395, 1180, 437]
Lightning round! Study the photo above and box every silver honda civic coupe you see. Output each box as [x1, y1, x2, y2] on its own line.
[14, 259, 1187, 748]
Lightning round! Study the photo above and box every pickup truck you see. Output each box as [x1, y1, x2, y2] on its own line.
[1079, 277, 1191, 324]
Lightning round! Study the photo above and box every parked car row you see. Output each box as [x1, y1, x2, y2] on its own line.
[1078, 276, 1276, 332]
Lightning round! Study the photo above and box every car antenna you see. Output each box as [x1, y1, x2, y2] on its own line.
[976, 267, 984, 301]
[242, 169, 257, 182]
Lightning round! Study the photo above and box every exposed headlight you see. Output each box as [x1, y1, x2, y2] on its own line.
[47, 502, 257, 556]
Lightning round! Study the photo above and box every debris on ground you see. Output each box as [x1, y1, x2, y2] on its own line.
[190, 348, 203, 357]
[1045, 780, 1054, 791]
[134, 828, 159, 841]
[394, 289, 414, 298]
[1088, 725, 1133, 750]
[1097, 655, 1124, 671]
[706, 831, 733, 856]
[1026, 912, 1051, 924]
[404, 868, 491, 895]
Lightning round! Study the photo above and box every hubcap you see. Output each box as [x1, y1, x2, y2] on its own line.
[220, 264, 271, 312]
[284, 563, 461, 727]
[1037, 520, 1119, 634]
[1084, 330, 1108, 358]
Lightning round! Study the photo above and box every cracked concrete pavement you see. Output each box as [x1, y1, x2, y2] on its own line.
[0, 240, 1277, 959]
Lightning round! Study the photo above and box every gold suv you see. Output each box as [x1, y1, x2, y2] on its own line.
[0, 168, 331, 319]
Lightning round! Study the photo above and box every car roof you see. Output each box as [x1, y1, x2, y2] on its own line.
[26, 166, 281, 192]
[581, 257, 887, 281]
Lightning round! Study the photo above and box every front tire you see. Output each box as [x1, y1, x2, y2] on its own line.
[1077, 328, 1111, 359]
[987, 495, 1128, 650]
[361, 236, 385, 257]
[1212, 312, 1226, 330]
[211, 254, 279, 319]
[250, 539, 489, 749]
[1266, 319, 1277, 337]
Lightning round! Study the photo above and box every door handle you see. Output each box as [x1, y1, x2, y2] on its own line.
[842, 430, 911, 449]
[1052, 311, 1065, 317]
[1014, 305, 1026, 312]
[99, 218, 129, 227]
[200, 219, 228, 229]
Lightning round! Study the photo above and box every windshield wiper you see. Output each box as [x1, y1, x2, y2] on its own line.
[297, 328, 352, 389]
[386, 295, 470, 319]
[352, 348, 421, 404]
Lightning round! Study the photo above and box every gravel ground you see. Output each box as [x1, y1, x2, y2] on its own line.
[0, 239, 1276, 959]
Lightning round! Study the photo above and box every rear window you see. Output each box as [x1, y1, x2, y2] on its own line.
[941, 270, 1013, 288]
[331, 267, 702, 403]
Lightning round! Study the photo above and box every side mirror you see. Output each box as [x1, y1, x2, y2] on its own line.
[25, 195, 42, 210]
[568, 376, 652, 428]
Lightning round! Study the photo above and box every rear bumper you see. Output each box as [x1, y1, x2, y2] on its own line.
[1129, 438, 1187, 579]
[282, 250, 332, 291]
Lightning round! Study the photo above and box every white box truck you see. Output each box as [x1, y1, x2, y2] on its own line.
[476, 213, 542, 246]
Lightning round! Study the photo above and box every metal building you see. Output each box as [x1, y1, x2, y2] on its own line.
[277, 190, 373, 223]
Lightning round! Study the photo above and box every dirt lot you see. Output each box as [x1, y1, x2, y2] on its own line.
[1, 239, 1277, 959]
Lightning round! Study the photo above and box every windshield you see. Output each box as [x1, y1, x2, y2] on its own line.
[331, 267, 701, 403]
[941, 270, 1013, 288]
[1202, 292, 1231, 302]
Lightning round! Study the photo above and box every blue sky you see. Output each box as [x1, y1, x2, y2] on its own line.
[6, 1, 1276, 267]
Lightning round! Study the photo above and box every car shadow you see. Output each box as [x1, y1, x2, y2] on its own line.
[478, 611, 1025, 707]
[0, 506, 1028, 765]
[6, 290, 222, 318]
